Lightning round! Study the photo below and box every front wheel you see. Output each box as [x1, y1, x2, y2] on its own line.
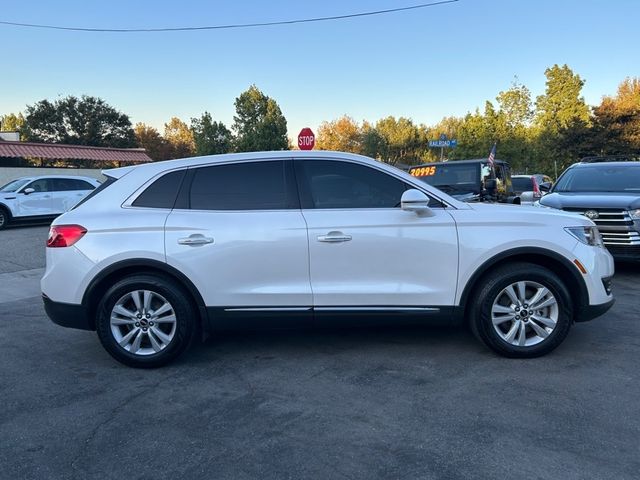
[96, 274, 197, 368]
[0, 207, 9, 230]
[469, 263, 573, 358]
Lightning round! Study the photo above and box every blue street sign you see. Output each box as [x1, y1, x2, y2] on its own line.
[429, 139, 458, 148]
[439, 133, 447, 141]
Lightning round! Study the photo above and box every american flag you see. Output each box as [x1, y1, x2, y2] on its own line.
[487, 142, 497, 167]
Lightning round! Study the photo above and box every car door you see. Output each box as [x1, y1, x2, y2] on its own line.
[295, 158, 459, 310]
[15, 178, 54, 217]
[164, 159, 312, 319]
[50, 178, 96, 213]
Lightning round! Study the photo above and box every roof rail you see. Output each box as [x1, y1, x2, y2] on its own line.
[580, 155, 640, 163]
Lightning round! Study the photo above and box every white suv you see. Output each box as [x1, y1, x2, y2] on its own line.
[0, 175, 100, 229]
[41, 151, 615, 367]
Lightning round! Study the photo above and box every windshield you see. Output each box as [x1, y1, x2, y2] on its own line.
[409, 163, 481, 194]
[554, 166, 640, 192]
[0, 178, 31, 193]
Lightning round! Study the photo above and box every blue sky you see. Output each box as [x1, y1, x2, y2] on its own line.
[1, 0, 638, 139]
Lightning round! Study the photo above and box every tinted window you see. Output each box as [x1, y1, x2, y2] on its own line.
[133, 170, 186, 209]
[512, 177, 532, 192]
[51, 178, 96, 191]
[189, 161, 294, 210]
[299, 160, 408, 209]
[72, 176, 117, 210]
[25, 178, 54, 192]
[554, 166, 640, 193]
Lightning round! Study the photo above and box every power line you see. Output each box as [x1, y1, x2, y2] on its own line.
[0, 1, 459, 33]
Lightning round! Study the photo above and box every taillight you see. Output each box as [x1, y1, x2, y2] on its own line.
[532, 178, 542, 198]
[47, 225, 87, 248]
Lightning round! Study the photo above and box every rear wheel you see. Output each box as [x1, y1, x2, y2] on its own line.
[469, 263, 573, 358]
[0, 207, 9, 230]
[96, 274, 197, 368]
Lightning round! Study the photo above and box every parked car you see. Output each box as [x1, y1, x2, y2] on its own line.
[42, 151, 614, 367]
[512, 175, 543, 205]
[532, 173, 554, 192]
[408, 159, 520, 204]
[0, 175, 100, 229]
[538, 158, 640, 261]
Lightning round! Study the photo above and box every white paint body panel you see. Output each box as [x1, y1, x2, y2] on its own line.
[165, 209, 312, 307]
[302, 208, 458, 306]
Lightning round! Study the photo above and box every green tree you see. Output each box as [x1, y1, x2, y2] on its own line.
[374, 116, 423, 166]
[316, 115, 363, 153]
[497, 79, 533, 129]
[191, 112, 232, 156]
[134, 123, 172, 161]
[164, 117, 195, 159]
[0, 112, 26, 138]
[232, 85, 288, 152]
[23, 95, 136, 147]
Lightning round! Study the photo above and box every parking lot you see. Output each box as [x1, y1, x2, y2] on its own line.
[1, 225, 639, 480]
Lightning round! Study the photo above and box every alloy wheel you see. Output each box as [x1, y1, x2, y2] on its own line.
[110, 290, 177, 356]
[490, 280, 558, 347]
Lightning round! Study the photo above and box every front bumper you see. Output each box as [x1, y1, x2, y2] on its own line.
[575, 297, 615, 322]
[43, 295, 94, 331]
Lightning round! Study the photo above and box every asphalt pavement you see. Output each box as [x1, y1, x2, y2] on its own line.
[1, 225, 639, 480]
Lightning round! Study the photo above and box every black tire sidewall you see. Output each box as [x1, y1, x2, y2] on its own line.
[96, 274, 196, 368]
[0, 208, 8, 229]
[472, 264, 573, 358]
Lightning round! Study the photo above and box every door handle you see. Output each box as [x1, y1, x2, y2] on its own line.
[317, 231, 352, 243]
[178, 234, 214, 246]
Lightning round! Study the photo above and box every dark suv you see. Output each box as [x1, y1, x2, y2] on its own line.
[408, 159, 520, 204]
[539, 157, 640, 261]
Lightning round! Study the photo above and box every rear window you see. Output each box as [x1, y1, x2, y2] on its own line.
[72, 176, 114, 210]
[512, 177, 532, 192]
[132, 170, 186, 209]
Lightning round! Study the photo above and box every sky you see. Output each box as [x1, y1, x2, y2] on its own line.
[1, 0, 638, 140]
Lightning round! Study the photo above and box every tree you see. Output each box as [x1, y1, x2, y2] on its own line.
[316, 115, 363, 153]
[535, 65, 591, 131]
[374, 116, 423, 166]
[134, 123, 172, 161]
[497, 79, 533, 129]
[23, 95, 136, 147]
[592, 77, 640, 154]
[164, 117, 195, 159]
[0, 112, 26, 137]
[232, 85, 288, 152]
[191, 112, 232, 156]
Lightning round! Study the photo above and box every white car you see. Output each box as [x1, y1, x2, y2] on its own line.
[41, 151, 614, 367]
[0, 175, 100, 229]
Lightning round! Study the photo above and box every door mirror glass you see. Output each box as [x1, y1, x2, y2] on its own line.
[23, 187, 35, 195]
[401, 189, 434, 216]
[539, 182, 552, 192]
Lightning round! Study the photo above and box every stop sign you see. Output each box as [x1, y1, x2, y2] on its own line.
[298, 128, 315, 150]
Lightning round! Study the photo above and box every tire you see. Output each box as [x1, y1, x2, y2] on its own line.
[96, 274, 197, 368]
[0, 207, 9, 230]
[469, 262, 573, 358]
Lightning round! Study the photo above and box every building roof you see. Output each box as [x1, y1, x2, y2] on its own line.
[0, 140, 152, 164]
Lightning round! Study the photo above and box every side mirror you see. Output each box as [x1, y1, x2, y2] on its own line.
[539, 182, 552, 192]
[401, 189, 434, 216]
[23, 187, 35, 195]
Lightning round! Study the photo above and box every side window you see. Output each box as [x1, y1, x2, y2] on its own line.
[25, 178, 53, 192]
[132, 170, 186, 209]
[68, 179, 96, 191]
[188, 160, 295, 211]
[297, 160, 408, 209]
[51, 178, 94, 191]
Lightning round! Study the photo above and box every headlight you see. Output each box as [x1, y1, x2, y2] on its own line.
[628, 209, 640, 220]
[565, 226, 604, 247]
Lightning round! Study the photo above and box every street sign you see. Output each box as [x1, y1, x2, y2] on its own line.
[429, 139, 457, 148]
[298, 128, 315, 150]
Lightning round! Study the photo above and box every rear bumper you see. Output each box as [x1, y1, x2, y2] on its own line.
[43, 295, 94, 331]
[576, 297, 615, 323]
